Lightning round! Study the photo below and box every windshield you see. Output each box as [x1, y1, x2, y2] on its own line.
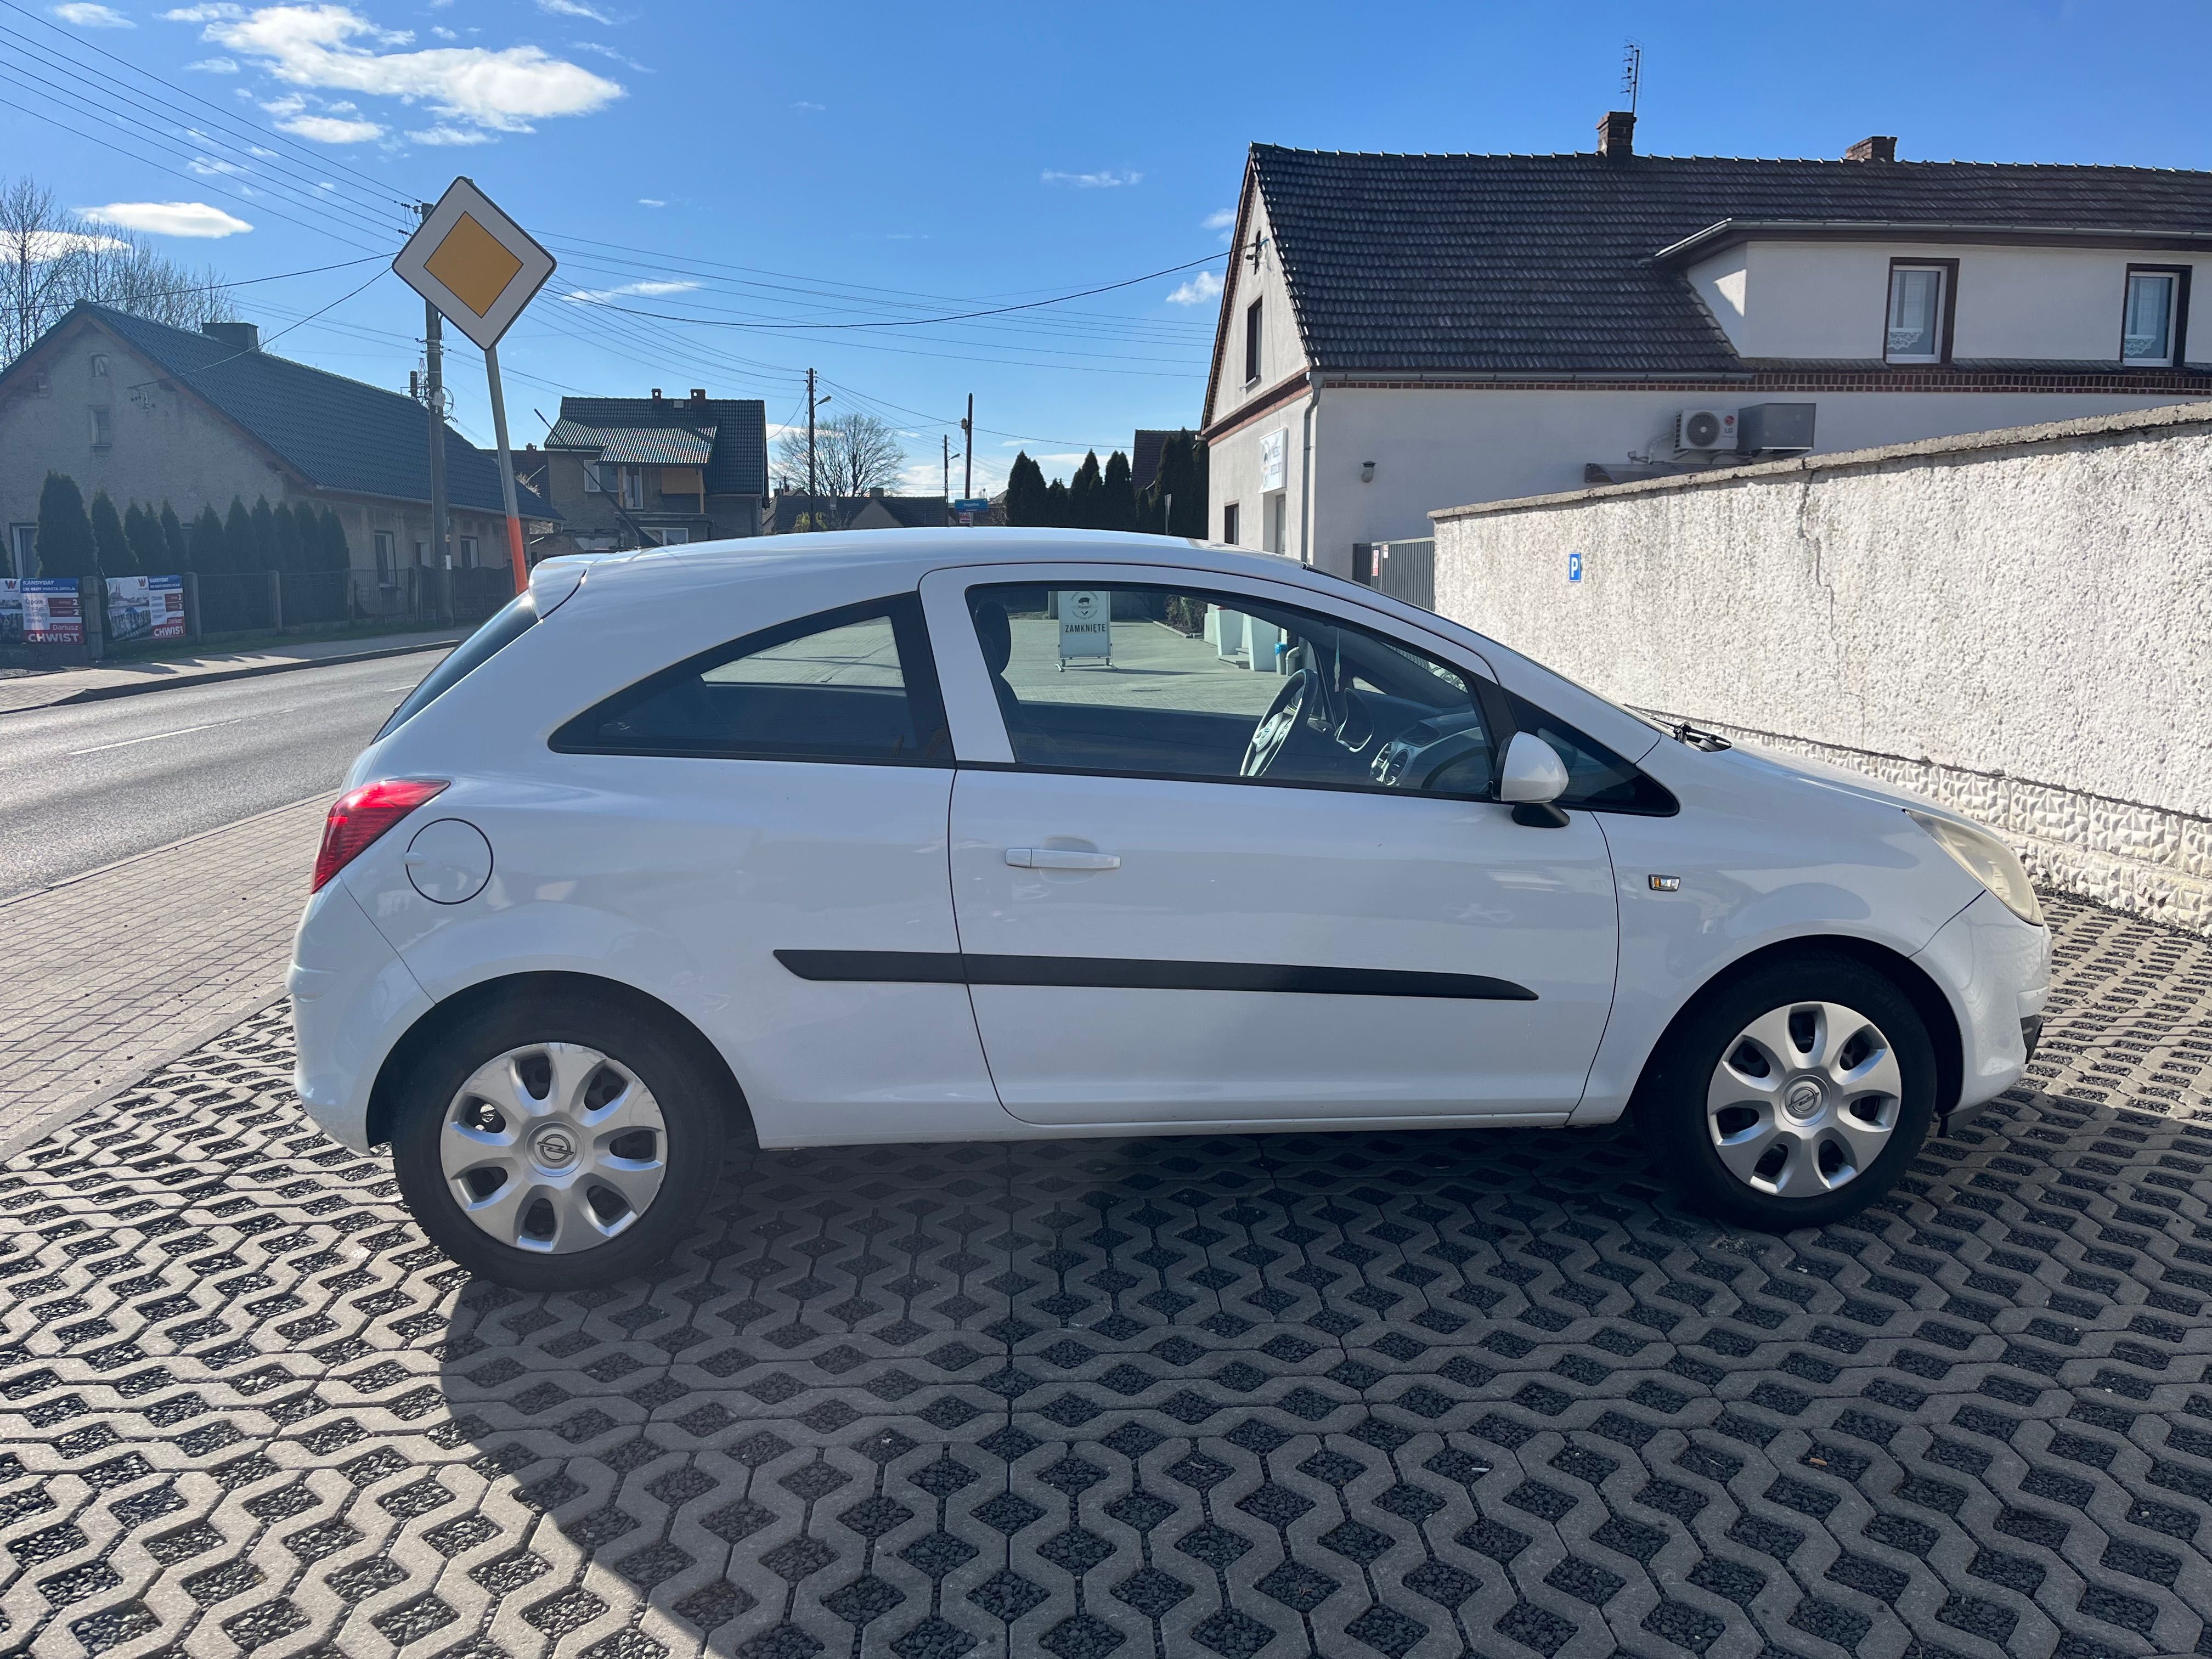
[376, 590, 541, 740]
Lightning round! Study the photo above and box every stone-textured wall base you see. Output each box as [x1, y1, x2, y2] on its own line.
[1656, 711, 2212, 936]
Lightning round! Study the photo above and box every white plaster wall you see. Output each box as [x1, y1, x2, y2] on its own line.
[0, 324, 508, 580]
[1707, 240, 2212, 362]
[0, 326, 301, 551]
[1686, 249, 1750, 354]
[1291, 386, 2190, 580]
[1430, 405, 2212, 932]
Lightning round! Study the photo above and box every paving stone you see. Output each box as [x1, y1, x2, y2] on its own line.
[0, 896, 2207, 1656]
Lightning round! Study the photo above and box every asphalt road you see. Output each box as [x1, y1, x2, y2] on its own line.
[0, 651, 445, 900]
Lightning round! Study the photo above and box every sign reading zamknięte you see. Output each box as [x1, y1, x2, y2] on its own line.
[393, 178, 556, 590]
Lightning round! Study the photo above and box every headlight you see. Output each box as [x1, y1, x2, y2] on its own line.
[1907, 810, 2042, 926]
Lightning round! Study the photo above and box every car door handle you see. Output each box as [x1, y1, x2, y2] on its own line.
[1006, 848, 1120, 870]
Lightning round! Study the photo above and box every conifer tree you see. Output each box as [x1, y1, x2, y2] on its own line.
[1002, 452, 1050, 526]
[223, 496, 252, 573]
[1100, 450, 1137, 533]
[159, 501, 188, 570]
[33, 472, 93, 579]
[89, 489, 132, 576]
[1067, 451, 1103, 529]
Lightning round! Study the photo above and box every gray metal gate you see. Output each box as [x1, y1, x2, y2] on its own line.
[1352, 538, 1435, 612]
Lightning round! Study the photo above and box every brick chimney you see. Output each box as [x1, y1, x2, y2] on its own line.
[689, 388, 707, 405]
[1597, 110, 1635, 159]
[200, 320, 259, 352]
[1844, 135, 1897, 162]
[650, 388, 663, 404]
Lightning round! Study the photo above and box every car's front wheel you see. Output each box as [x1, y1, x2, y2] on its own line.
[1637, 955, 1937, 1231]
[390, 991, 728, 1290]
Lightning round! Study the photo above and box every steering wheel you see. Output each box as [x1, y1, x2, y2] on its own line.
[1240, 668, 1314, 778]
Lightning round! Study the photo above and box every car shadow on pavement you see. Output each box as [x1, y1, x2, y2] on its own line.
[2, 894, 2208, 1658]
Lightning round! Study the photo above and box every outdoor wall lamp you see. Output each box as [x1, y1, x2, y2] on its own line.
[1360, 460, 1376, 482]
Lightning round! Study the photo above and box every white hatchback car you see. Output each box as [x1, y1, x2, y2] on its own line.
[292, 531, 2049, 1289]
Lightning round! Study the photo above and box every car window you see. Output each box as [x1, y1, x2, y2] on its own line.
[552, 596, 949, 763]
[376, 589, 540, 740]
[1505, 691, 1677, 814]
[967, 582, 1498, 797]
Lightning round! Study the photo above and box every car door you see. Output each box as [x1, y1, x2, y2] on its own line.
[920, 562, 1621, 1128]
[535, 591, 1002, 1145]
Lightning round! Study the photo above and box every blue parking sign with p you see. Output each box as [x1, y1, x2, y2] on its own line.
[1568, 551, 1583, 583]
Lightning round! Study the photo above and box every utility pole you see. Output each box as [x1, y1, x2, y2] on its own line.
[416, 204, 450, 591]
[804, 370, 832, 532]
[961, 393, 974, 501]
[941, 433, 950, 499]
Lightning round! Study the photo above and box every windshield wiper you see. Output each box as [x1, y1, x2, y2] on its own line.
[1667, 720, 1732, 752]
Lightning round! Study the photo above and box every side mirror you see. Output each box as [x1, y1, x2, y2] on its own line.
[1498, 731, 1570, 804]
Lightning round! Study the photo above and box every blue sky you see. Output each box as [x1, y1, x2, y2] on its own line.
[12, 0, 2212, 494]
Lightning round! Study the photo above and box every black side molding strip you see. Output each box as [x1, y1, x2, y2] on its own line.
[774, 950, 1536, 1001]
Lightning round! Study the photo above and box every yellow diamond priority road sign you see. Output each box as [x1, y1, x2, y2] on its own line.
[393, 178, 555, 352]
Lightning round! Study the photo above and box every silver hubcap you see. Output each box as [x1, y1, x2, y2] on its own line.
[1706, 1000, 1903, 1199]
[438, 1042, 668, 1254]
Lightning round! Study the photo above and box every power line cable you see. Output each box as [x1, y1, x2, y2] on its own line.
[0, 0, 415, 208]
[0, 26, 408, 236]
[0, 91, 387, 252]
[584, 253, 1226, 331]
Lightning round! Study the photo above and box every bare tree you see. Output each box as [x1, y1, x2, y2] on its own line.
[772, 410, 909, 528]
[1, 174, 233, 370]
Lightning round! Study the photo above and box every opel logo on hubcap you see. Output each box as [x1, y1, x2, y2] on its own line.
[1784, 1080, 1826, 1120]
[535, 1130, 577, 1166]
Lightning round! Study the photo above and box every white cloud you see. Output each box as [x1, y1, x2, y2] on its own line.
[184, 53, 236, 67]
[1042, 168, 1140, 188]
[196, 4, 623, 133]
[54, 2, 134, 24]
[408, 123, 492, 144]
[188, 154, 248, 174]
[1165, 268, 1223, 306]
[15, 229, 132, 261]
[277, 111, 383, 141]
[535, 0, 614, 18]
[1201, 207, 1234, 230]
[791, 100, 823, 111]
[636, 196, 665, 207]
[561, 278, 699, 304]
[569, 40, 644, 68]
[161, 3, 241, 18]
[80, 200, 252, 237]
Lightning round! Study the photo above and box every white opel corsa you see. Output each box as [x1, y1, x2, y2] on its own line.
[291, 531, 2050, 1289]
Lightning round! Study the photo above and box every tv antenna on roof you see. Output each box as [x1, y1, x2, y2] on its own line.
[1620, 40, 1643, 116]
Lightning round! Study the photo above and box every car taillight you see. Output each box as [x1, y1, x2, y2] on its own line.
[312, 778, 449, 893]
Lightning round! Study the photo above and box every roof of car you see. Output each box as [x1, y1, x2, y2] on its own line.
[571, 528, 1303, 582]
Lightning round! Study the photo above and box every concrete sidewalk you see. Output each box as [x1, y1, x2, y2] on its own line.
[0, 794, 324, 1150]
[0, 626, 465, 715]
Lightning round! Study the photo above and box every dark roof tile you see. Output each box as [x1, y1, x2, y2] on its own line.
[1251, 146, 2212, 376]
[77, 304, 556, 517]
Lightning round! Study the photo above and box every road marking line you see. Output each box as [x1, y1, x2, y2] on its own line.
[69, 716, 249, 755]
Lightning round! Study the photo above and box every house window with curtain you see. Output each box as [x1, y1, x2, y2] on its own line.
[1244, 299, 1263, 385]
[619, 466, 645, 510]
[1885, 262, 1951, 363]
[2122, 268, 2183, 365]
[374, 531, 397, 589]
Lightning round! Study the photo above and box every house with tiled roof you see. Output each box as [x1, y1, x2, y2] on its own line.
[532, 390, 768, 552]
[0, 302, 556, 585]
[765, 488, 952, 533]
[1201, 115, 2212, 577]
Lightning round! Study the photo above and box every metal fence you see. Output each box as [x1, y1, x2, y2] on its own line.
[1352, 538, 1436, 612]
[183, 565, 516, 642]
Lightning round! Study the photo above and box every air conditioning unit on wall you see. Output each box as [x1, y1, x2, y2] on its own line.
[1674, 408, 1737, 454]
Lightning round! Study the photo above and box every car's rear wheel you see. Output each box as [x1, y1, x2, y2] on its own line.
[390, 993, 727, 1290]
[1636, 955, 1936, 1231]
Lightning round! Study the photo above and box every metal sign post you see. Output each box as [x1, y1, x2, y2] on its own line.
[393, 178, 556, 596]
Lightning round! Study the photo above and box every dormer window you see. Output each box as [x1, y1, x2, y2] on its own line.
[2122, 267, 2185, 366]
[1885, 261, 1953, 364]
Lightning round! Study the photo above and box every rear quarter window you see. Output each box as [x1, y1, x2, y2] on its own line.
[376, 590, 542, 740]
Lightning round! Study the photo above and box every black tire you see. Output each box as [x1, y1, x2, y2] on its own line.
[390, 990, 729, 1291]
[1634, 953, 1937, 1232]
